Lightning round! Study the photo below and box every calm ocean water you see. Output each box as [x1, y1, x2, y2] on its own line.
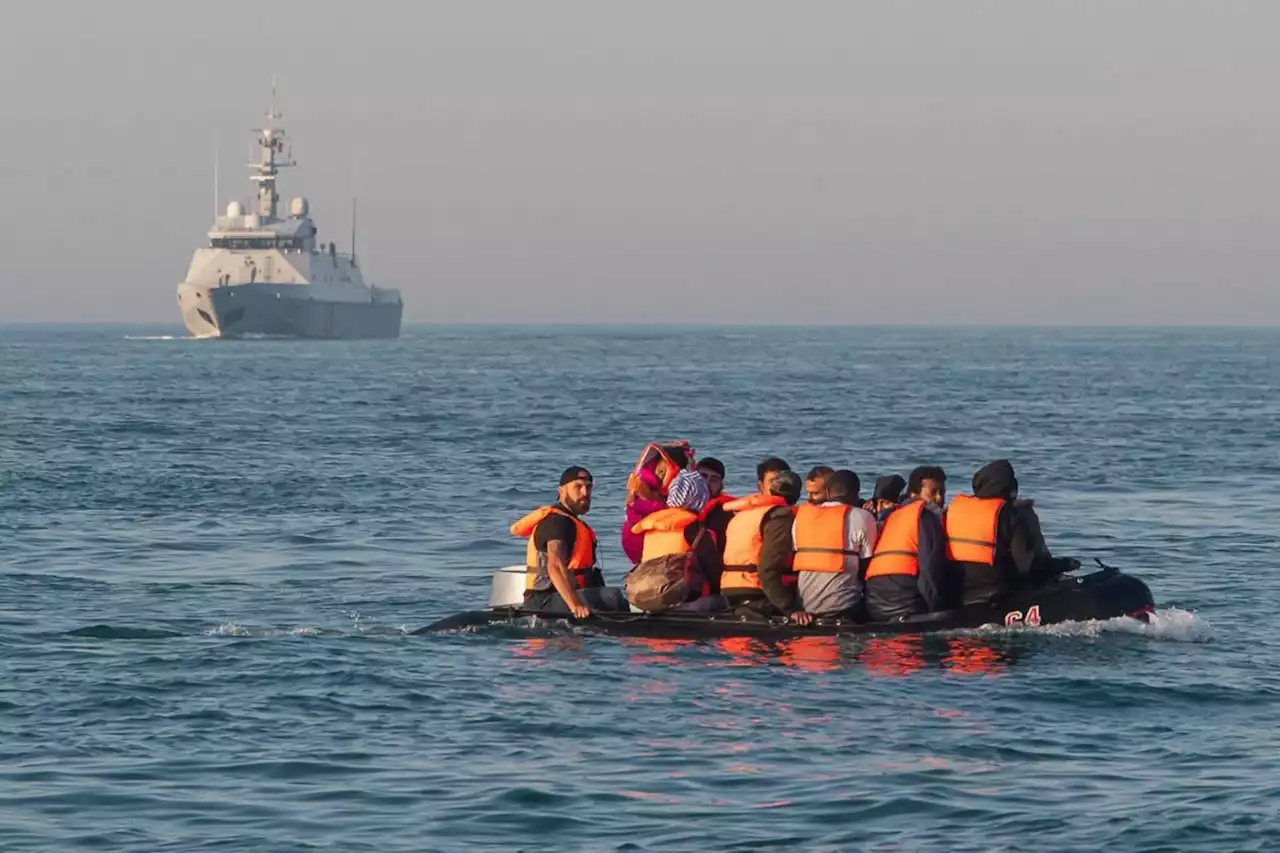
[1, 324, 1277, 852]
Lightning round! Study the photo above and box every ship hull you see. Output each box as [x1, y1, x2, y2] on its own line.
[177, 283, 402, 339]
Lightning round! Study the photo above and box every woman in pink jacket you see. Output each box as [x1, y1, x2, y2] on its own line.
[621, 442, 693, 564]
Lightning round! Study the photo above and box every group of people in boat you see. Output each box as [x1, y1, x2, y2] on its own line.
[510, 442, 1080, 624]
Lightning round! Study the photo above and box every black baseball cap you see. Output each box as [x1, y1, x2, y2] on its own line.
[873, 474, 906, 502]
[559, 466, 594, 486]
[696, 457, 725, 478]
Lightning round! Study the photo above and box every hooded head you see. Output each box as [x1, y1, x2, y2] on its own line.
[973, 459, 1018, 500]
[667, 469, 710, 512]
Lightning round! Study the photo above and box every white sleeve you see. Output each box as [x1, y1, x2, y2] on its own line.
[852, 510, 878, 558]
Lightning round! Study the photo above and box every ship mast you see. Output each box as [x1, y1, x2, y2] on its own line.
[249, 81, 295, 221]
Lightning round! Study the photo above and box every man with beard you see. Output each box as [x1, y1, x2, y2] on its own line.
[510, 466, 628, 617]
[804, 465, 836, 505]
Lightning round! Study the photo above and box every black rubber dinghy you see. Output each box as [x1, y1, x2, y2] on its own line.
[414, 567, 1155, 639]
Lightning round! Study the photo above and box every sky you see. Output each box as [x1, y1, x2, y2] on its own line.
[2, 1, 1278, 325]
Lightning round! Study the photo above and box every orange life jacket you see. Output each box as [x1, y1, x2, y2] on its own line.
[626, 441, 694, 498]
[792, 503, 857, 573]
[510, 506, 598, 591]
[945, 495, 1005, 565]
[698, 492, 735, 522]
[697, 492, 735, 553]
[632, 507, 699, 562]
[720, 493, 791, 594]
[865, 500, 924, 579]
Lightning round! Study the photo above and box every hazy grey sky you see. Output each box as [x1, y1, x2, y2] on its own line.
[3, 1, 1278, 324]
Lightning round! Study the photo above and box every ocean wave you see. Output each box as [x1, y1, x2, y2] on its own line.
[202, 621, 406, 638]
[206, 622, 252, 637]
[66, 624, 184, 640]
[6, 326, 1277, 852]
[992, 607, 1212, 642]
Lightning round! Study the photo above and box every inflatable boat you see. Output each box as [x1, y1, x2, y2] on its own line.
[413, 561, 1156, 639]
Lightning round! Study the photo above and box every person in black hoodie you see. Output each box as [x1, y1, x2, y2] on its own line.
[946, 460, 1081, 605]
[864, 466, 956, 621]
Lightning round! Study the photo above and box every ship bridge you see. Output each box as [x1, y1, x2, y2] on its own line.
[209, 209, 316, 252]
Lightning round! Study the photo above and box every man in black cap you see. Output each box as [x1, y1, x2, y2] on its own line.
[945, 459, 1080, 604]
[510, 466, 628, 617]
[696, 457, 726, 499]
[864, 474, 906, 526]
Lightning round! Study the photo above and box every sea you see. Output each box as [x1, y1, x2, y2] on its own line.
[1, 324, 1277, 852]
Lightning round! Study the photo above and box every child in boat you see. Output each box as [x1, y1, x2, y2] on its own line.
[663, 469, 723, 594]
[626, 469, 726, 613]
[622, 443, 692, 564]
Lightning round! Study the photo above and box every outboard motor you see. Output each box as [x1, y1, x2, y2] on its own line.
[487, 566, 644, 613]
[488, 566, 527, 609]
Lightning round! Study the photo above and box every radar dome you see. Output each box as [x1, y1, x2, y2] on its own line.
[290, 197, 310, 218]
[226, 201, 243, 217]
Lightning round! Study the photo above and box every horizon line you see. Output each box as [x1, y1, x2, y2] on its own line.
[2, 320, 1279, 331]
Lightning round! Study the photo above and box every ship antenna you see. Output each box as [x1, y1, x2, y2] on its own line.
[351, 197, 357, 264]
[213, 143, 219, 218]
[251, 76, 293, 221]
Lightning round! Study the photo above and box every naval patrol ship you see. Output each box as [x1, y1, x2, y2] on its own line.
[177, 94, 403, 338]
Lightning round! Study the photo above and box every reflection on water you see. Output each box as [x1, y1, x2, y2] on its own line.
[941, 637, 1010, 677]
[777, 636, 843, 672]
[620, 637, 697, 666]
[509, 635, 588, 660]
[858, 635, 927, 676]
[514, 632, 1015, 676]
